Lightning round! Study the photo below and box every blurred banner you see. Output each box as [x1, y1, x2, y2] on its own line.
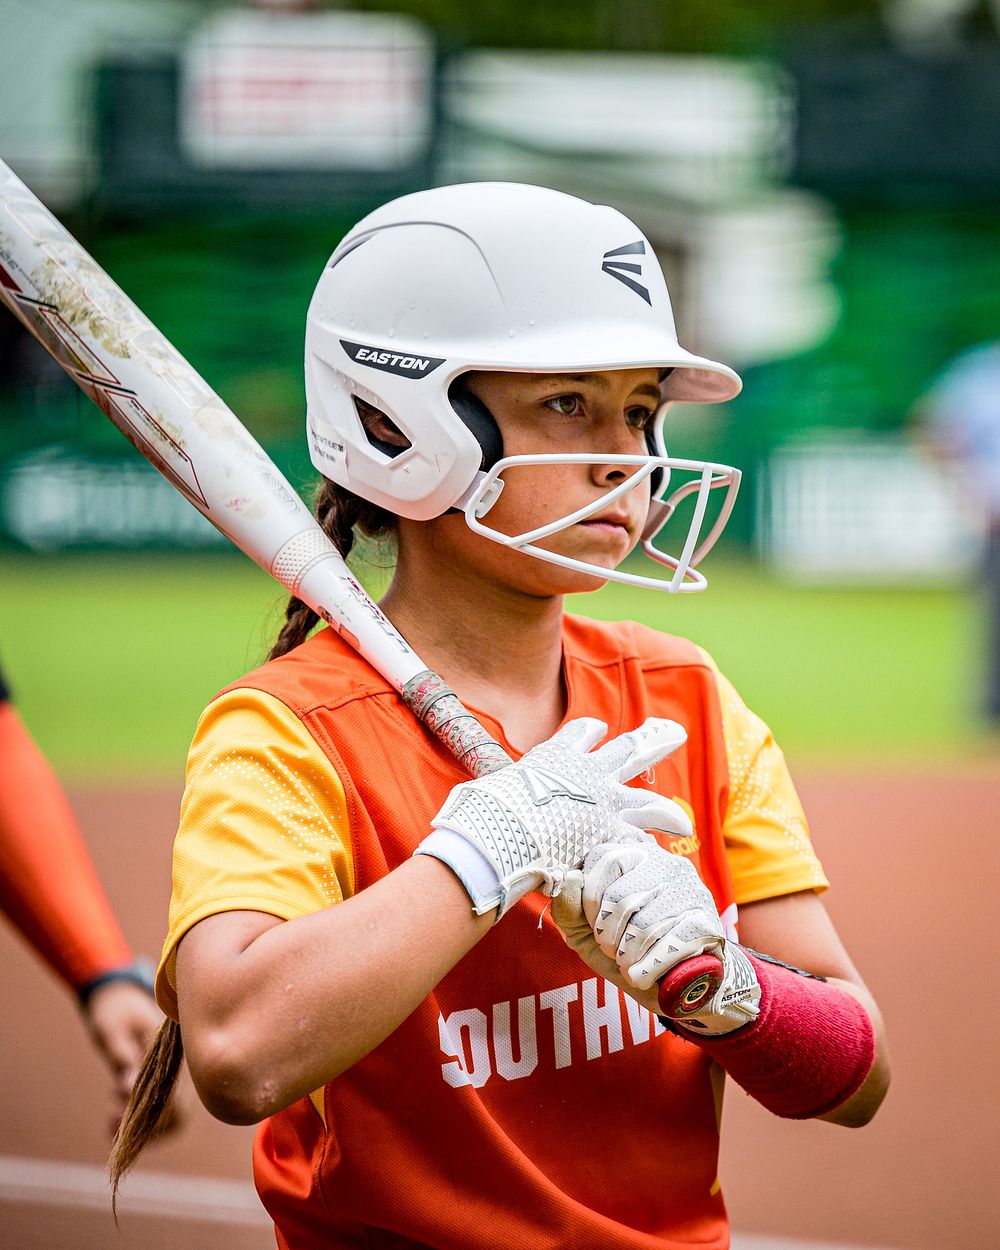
[757, 435, 985, 584]
[95, 9, 440, 215]
[179, 10, 436, 172]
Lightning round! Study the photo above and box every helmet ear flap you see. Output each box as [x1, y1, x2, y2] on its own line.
[449, 381, 503, 471]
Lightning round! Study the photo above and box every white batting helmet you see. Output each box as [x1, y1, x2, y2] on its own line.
[305, 182, 742, 591]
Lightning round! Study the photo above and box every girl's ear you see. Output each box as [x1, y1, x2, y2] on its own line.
[353, 396, 411, 454]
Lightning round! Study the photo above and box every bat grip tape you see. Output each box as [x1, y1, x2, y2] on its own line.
[402, 670, 510, 777]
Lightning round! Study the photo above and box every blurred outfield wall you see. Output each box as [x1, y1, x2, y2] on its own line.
[3, 4, 1000, 580]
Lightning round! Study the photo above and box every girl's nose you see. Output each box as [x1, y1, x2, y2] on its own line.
[593, 461, 631, 486]
[591, 436, 644, 487]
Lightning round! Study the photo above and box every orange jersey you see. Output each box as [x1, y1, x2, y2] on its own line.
[158, 616, 827, 1249]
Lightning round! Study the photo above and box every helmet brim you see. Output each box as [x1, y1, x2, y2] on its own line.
[440, 331, 741, 405]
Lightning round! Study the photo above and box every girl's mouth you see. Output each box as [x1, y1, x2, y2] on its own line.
[578, 517, 630, 535]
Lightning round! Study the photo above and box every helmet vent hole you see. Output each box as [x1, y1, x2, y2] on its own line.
[353, 395, 411, 459]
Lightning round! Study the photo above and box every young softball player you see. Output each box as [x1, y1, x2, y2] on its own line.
[114, 183, 888, 1247]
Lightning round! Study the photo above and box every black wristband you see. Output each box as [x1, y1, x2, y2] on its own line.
[77, 957, 156, 1009]
[656, 1013, 685, 1036]
[741, 946, 827, 981]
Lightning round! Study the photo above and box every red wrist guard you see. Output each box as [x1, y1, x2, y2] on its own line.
[669, 952, 876, 1119]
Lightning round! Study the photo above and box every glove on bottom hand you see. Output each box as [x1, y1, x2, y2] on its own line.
[582, 839, 725, 983]
[553, 867, 662, 1014]
[554, 839, 761, 1034]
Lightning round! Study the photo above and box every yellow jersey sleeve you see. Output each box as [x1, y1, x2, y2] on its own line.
[156, 688, 354, 1018]
[695, 647, 829, 905]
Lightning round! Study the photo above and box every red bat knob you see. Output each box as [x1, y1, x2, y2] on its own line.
[657, 953, 725, 1019]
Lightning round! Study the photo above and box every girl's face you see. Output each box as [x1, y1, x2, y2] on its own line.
[438, 367, 662, 596]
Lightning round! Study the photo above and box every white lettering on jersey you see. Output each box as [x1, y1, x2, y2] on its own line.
[581, 976, 624, 1060]
[623, 991, 653, 1045]
[438, 977, 667, 1090]
[438, 1007, 490, 1089]
[539, 982, 578, 1069]
[493, 997, 539, 1081]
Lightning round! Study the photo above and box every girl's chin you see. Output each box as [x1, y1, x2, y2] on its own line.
[538, 542, 633, 578]
[521, 556, 615, 596]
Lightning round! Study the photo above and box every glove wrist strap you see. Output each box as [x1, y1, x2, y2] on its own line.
[415, 829, 504, 915]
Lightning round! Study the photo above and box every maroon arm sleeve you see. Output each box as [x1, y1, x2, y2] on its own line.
[661, 951, 876, 1120]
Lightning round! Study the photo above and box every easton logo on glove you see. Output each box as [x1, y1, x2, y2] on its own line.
[521, 766, 597, 807]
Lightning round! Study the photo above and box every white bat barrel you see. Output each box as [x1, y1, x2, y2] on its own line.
[0, 159, 508, 772]
[0, 163, 309, 569]
[0, 160, 424, 688]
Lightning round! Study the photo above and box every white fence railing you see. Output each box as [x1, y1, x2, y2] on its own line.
[756, 435, 985, 583]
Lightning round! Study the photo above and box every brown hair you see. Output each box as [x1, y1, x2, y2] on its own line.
[268, 476, 397, 659]
[109, 476, 396, 1198]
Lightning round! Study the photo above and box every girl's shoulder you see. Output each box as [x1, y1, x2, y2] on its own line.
[219, 627, 390, 718]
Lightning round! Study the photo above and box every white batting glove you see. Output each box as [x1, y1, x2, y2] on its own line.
[581, 839, 725, 985]
[552, 868, 661, 1013]
[422, 717, 691, 917]
[579, 840, 761, 1035]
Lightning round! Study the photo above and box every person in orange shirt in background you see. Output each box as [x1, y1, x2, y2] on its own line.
[0, 661, 163, 1129]
[113, 184, 889, 1248]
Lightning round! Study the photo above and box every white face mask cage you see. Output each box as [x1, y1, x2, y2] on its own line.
[457, 454, 742, 593]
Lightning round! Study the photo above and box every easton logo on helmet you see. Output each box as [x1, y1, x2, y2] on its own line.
[601, 242, 651, 305]
[340, 339, 446, 379]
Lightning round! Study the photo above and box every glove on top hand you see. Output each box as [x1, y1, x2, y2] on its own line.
[427, 716, 692, 918]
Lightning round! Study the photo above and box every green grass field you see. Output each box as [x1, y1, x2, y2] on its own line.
[0, 552, 989, 779]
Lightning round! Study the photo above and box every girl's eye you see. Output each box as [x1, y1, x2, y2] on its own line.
[626, 406, 655, 430]
[545, 394, 582, 416]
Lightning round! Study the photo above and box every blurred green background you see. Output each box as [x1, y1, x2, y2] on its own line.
[4, 0, 1000, 777]
[4, 10, 1000, 1250]
[0, 552, 980, 778]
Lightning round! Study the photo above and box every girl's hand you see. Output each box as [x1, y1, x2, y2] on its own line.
[556, 839, 761, 1035]
[423, 716, 692, 917]
[82, 980, 171, 1136]
[551, 867, 662, 1011]
[580, 839, 724, 986]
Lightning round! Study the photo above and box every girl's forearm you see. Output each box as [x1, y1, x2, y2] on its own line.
[177, 855, 493, 1123]
[816, 979, 890, 1126]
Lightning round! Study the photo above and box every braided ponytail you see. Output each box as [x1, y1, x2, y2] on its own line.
[268, 478, 397, 660]
[109, 1016, 183, 1207]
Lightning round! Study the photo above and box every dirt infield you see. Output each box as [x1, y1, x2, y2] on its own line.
[1, 768, 997, 1249]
